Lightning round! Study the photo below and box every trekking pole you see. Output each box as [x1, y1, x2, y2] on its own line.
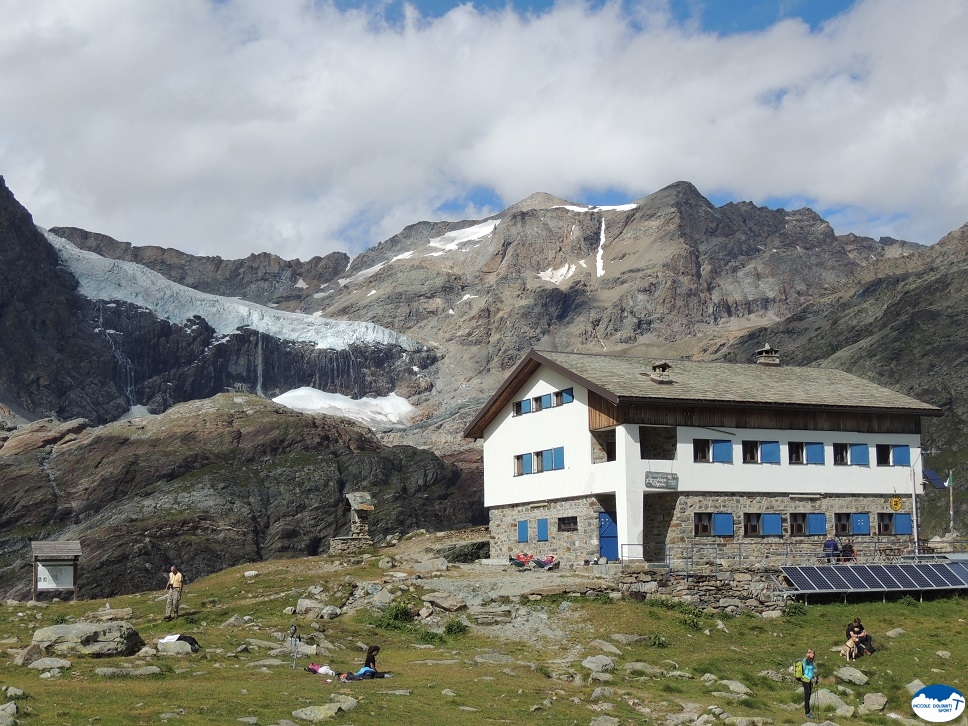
[289, 625, 299, 670]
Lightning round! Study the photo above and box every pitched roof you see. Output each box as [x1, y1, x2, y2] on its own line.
[31, 541, 82, 559]
[464, 349, 942, 438]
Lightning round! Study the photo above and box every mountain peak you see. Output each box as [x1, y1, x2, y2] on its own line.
[500, 192, 578, 216]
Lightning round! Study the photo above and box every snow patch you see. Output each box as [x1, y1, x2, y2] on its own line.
[459, 294, 478, 302]
[596, 217, 606, 277]
[366, 289, 377, 297]
[553, 203, 637, 213]
[117, 405, 153, 421]
[538, 263, 576, 285]
[273, 388, 414, 426]
[428, 220, 500, 252]
[294, 278, 308, 289]
[45, 230, 422, 351]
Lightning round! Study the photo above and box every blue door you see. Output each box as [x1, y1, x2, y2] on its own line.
[598, 511, 619, 561]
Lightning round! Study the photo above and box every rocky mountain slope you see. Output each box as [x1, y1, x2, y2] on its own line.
[43, 181, 924, 452]
[0, 393, 484, 599]
[0, 177, 434, 428]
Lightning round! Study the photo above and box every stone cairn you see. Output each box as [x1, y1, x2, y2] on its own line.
[328, 492, 374, 555]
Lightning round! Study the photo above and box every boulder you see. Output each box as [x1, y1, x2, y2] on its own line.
[27, 657, 71, 670]
[581, 655, 615, 672]
[13, 642, 43, 666]
[157, 640, 194, 655]
[32, 621, 143, 657]
[292, 704, 344, 721]
[412, 558, 448, 573]
[421, 592, 466, 611]
[835, 665, 869, 686]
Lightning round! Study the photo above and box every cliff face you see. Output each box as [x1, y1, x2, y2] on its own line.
[0, 394, 485, 599]
[0, 177, 435, 426]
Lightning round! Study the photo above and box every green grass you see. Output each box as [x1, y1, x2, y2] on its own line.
[1, 558, 965, 725]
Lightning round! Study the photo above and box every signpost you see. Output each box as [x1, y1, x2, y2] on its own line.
[645, 471, 679, 490]
[31, 541, 81, 602]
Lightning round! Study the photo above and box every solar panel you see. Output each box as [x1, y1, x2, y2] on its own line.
[945, 561, 968, 586]
[833, 566, 872, 590]
[820, 567, 853, 590]
[867, 565, 902, 589]
[883, 565, 920, 589]
[782, 567, 817, 591]
[853, 566, 884, 589]
[896, 565, 935, 589]
[801, 566, 838, 590]
[926, 563, 965, 587]
[919, 564, 955, 587]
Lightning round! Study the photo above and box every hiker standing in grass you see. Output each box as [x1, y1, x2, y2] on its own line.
[164, 565, 183, 621]
[797, 648, 819, 718]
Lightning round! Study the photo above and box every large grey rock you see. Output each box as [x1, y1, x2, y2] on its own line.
[861, 692, 888, 712]
[32, 621, 143, 657]
[157, 640, 194, 655]
[835, 665, 869, 685]
[413, 558, 448, 573]
[28, 657, 71, 670]
[13, 642, 43, 666]
[581, 655, 614, 672]
[292, 704, 344, 721]
[588, 639, 622, 655]
[717, 679, 752, 695]
[95, 666, 162, 677]
[421, 592, 466, 611]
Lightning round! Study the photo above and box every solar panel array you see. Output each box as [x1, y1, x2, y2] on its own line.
[780, 563, 968, 594]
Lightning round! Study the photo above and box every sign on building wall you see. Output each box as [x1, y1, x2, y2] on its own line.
[645, 471, 679, 490]
[36, 562, 75, 590]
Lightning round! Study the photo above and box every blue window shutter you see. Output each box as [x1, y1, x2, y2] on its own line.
[712, 513, 734, 536]
[760, 441, 781, 464]
[761, 513, 783, 536]
[537, 518, 548, 541]
[522, 453, 533, 475]
[893, 445, 911, 466]
[517, 520, 529, 543]
[519, 398, 531, 414]
[894, 513, 913, 535]
[541, 449, 554, 471]
[540, 393, 553, 409]
[806, 513, 827, 535]
[712, 440, 733, 463]
[805, 442, 825, 464]
[552, 446, 564, 470]
[852, 513, 871, 535]
[561, 388, 574, 403]
[850, 444, 869, 466]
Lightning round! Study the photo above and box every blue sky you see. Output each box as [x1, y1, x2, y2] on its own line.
[1, 0, 965, 258]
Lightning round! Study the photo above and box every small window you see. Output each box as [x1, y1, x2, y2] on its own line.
[789, 441, 805, 464]
[742, 441, 759, 463]
[875, 444, 891, 467]
[878, 512, 912, 535]
[517, 520, 529, 543]
[834, 512, 851, 536]
[514, 453, 533, 476]
[834, 443, 849, 466]
[744, 513, 783, 537]
[694, 439, 711, 462]
[513, 399, 532, 416]
[554, 388, 574, 406]
[695, 512, 733, 536]
[557, 516, 578, 532]
[790, 513, 826, 536]
[805, 442, 825, 465]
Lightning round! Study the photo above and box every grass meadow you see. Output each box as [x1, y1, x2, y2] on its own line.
[1, 556, 966, 725]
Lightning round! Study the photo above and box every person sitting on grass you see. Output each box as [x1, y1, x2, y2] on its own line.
[846, 617, 874, 655]
[338, 645, 391, 680]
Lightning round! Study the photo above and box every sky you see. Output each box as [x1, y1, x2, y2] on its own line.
[1, 0, 966, 261]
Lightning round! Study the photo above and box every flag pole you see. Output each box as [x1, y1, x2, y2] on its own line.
[950, 470, 955, 537]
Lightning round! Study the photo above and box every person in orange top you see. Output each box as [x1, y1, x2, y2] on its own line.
[164, 565, 184, 621]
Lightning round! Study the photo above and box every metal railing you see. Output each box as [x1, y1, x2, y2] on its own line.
[619, 539, 968, 577]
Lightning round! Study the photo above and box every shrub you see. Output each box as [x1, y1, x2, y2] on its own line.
[443, 618, 469, 637]
[783, 601, 807, 617]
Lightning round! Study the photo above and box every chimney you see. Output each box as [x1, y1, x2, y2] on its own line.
[649, 361, 673, 384]
[754, 344, 780, 366]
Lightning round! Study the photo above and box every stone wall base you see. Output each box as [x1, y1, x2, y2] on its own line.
[328, 536, 373, 555]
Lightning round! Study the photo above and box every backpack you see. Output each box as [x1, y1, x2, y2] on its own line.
[794, 659, 805, 681]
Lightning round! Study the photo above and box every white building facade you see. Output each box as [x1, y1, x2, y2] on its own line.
[464, 349, 942, 566]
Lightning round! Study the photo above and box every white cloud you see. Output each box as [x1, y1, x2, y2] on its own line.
[0, 0, 966, 260]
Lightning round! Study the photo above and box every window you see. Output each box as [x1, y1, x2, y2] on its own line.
[511, 387, 573, 416]
[536, 519, 549, 542]
[517, 520, 529, 543]
[835, 443, 870, 466]
[695, 512, 733, 536]
[742, 441, 759, 463]
[876, 444, 911, 466]
[515, 447, 564, 475]
[834, 513, 851, 536]
[789, 441, 804, 464]
[512, 399, 532, 416]
[557, 516, 578, 532]
[592, 430, 616, 463]
[742, 441, 780, 464]
[744, 513, 782, 537]
[694, 439, 732, 463]
[805, 442, 825, 464]
[790, 512, 827, 536]
[878, 512, 912, 535]
[834, 443, 849, 465]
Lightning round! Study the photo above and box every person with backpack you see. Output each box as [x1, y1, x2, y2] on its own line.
[795, 648, 819, 718]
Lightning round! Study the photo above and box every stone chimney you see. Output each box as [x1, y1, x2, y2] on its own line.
[754, 344, 781, 366]
[649, 361, 673, 384]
